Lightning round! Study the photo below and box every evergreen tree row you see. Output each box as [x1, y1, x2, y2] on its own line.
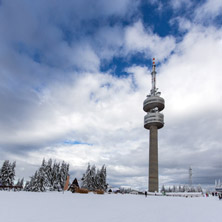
[81, 163, 107, 191]
[0, 159, 108, 193]
[24, 159, 69, 192]
[161, 184, 203, 193]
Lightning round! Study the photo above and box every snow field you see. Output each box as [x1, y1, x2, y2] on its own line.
[0, 191, 221, 222]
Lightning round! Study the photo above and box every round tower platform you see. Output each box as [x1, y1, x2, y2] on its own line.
[143, 96, 165, 112]
[144, 112, 164, 129]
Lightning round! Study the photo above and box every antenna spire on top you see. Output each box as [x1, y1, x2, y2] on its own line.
[151, 58, 156, 95]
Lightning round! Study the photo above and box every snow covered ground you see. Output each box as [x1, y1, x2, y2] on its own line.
[0, 191, 221, 222]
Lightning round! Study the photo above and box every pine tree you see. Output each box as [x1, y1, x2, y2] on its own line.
[15, 178, 24, 190]
[38, 163, 47, 192]
[89, 164, 96, 191]
[25, 159, 47, 192]
[24, 158, 69, 192]
[0, 160, 16, 187]
[0, 168, 1, 185]
[81, 164, 107, 191]
[16, 179, 20, 186]
[161, 185, 166, 193]
[20, 178, 24, 188]
[45, 159, 53, 190]
[95, 169, 100, 190]
[97, 165, 107, 191]
[52, 162, 60, 191]
[59, 161, 69, 190]
[28, 171, 40, 192]
[81, 163, 91, 190]
[82, 163, 97, 191]
[24, 181, 30, 191]
[182, 185, 185, 192]
[18, 178, 24, 189]
[197, 185, 203, 193]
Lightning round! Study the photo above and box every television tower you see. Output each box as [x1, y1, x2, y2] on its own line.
[143, 58, 165, 192]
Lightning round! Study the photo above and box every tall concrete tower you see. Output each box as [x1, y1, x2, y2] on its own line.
[143, 58, 165, 192]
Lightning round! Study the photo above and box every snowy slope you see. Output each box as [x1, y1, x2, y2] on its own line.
[0, 191, 221, 222]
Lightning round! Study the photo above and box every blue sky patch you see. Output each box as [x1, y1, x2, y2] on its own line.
[63, 140, 93, 146]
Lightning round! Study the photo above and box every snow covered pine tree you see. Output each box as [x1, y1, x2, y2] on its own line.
[24, 159, 69, 192]
[98, 165, 107, 191]
[59, 161, 69, 190]
[0, 160, 16, 189]
[15, 178, 24, 191]
[81, 163, 92, 190]
[81, 163, 107, 192]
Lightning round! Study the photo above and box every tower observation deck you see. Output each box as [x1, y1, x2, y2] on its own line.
[143, 58, 165, 192]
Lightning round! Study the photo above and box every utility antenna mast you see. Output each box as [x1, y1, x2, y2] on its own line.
[189, 166, 192, 187]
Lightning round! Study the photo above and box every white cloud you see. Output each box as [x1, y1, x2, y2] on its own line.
[169, 0, 192, 10]
[195, 0, 222, 22]
[93, 25, 124, 60]
[170, 17, 192, 32]
[70, 43, 100, 72]
[124, 21, 176, 61]
[159, 25, 222, 119]
[157, 25, 222, 185]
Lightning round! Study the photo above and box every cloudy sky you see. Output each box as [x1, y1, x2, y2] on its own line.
[0, 0, 222, 190]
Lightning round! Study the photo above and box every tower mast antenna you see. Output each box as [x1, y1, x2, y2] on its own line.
[151, 58, 156, 96]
